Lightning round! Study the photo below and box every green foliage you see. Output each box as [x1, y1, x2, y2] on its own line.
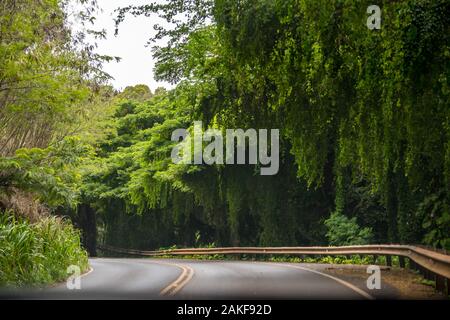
[324, 212, 373, 246]
[89, 86, 334, 249]
[418, 190, 450, 249]
[0, 0, 446, 264]
[0, 210, 88, 287]
[0, 137, 92, 209]
[269, 255, 373, 265]
[0, 0, 112, 156]
[0, 0, 117, 286]
[96, 0, 449, 251]
[117, 85, 153, 102]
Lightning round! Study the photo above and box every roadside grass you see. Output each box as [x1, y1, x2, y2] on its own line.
[0, 210, 89, 287]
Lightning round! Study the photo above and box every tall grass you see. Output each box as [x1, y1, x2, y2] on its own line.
[0, 210, 89, 287]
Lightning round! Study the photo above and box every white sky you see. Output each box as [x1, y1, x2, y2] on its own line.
[87, 0, 174, 91]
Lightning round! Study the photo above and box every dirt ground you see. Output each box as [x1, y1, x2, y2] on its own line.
[319, 264, 447, 300]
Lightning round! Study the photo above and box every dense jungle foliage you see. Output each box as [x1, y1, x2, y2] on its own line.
[0, 0, 449, 285]
[0, 0, 109, 284]
[88, 0, 449, 251]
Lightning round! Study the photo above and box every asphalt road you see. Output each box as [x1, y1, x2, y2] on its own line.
[1, 258, 385, 299]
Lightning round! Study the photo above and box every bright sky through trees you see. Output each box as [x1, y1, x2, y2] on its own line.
[84, 0, 174, 91]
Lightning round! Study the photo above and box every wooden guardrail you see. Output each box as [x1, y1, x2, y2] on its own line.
[98, 244, 450, 295]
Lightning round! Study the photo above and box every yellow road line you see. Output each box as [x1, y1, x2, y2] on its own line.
[148, 261, 194, 297]
[149, 259, 373, 299]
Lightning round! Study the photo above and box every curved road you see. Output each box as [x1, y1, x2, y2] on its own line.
[2, 258, 386, 299]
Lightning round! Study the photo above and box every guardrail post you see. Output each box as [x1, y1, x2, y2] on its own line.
[409, 259, 417, 271]
[435, 275, 445, 293]
[386, 255, 392, 267]
[399, 256, 405, 268]
[424, 268, 434, 281]
[373, 255, 379, 264]
[371, 255, 377, 264]
[417, 264, 424, 275]
[447, 278, 450, 296]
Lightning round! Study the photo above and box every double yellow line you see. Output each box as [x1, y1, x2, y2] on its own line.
[158, 262, 195, 297]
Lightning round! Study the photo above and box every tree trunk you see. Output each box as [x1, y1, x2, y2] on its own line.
[77, 204, 97, 257]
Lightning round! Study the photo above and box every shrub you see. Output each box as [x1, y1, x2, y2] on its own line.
[324, 212, 373, 246]
[0, 210, 88, 287]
